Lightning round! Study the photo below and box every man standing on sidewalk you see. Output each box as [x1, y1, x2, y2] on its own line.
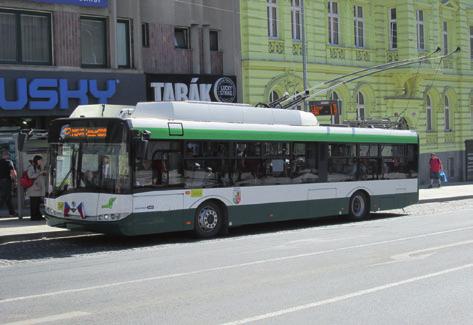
[429, 153, 443, 188]
[0, 149, 17, 217]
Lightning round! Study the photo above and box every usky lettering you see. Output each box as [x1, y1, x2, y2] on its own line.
[0, 78, 118, 110]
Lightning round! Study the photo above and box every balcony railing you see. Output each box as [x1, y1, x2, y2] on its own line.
[268, 39, 284, 54]
[327, 45, 372, 65]
[425, 132, 438, 146]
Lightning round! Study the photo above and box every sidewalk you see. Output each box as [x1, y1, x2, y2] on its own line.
[1, 183, 473, 243]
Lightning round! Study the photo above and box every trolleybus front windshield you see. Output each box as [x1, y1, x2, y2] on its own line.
[50, 142, 130, 196]
[48, 119, 131, 197]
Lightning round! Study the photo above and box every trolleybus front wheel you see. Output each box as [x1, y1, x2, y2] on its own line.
[194, 201, 223, 238]
[348, 191, 370, 221]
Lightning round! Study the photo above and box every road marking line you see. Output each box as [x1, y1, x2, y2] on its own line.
[3, 311, 90, 325]
[2, 225, 473, 304]
[221, 263, 473, 325]
[373, 239, 473, 266]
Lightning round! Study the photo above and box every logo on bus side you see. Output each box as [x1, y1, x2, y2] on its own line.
[233, 188, 241, 204]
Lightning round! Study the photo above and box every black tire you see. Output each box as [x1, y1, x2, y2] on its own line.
[194, 201, 223, 238]
[348, 191, 370, 220]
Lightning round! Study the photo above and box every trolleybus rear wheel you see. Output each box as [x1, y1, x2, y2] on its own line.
[348, 191, 370, 220]
[194, 201, 223, 238]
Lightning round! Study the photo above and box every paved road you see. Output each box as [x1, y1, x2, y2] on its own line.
[1, 199, 473, 324]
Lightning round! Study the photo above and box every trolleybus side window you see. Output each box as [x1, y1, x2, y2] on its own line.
[184, 141, 232, 188]
[380, 144, 418, 179]
[359, 144, 381, 180]
[134, 141, 184, 189]
[290, 142, 319, 183]
[328, 143, 357, 182]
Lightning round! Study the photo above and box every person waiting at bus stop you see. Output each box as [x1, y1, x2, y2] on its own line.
[0, 149, 17, 217]
[26, 155, 47, 221]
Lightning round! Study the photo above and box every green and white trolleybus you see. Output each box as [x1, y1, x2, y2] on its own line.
[44, 101, 419, 237]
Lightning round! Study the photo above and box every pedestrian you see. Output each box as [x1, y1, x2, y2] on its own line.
[26, 155, 47, 221]
[429, 153, 443, 188]
[0, 149, 17, 217]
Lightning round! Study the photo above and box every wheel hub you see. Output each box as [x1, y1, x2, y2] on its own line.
[198, 207, 218, 232]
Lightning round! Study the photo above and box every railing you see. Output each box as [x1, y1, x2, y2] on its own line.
[386, 50, 399, 62]
[424, 132, 438, 146]
[326, 45, 372, 65]
[292, 42, 302, 56]
[268, 39, 284, 54]
[444, 131, 455, 144]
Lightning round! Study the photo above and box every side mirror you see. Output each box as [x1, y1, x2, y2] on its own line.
[134, 139, 148, 159]
[133, 130, 150, 159]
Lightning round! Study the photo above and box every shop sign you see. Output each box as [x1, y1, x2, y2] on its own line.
[0, 78, 117, 110]
[31, 0, 108, 8]
[146, 74, 237, 103]
[0, 71, 146, 116]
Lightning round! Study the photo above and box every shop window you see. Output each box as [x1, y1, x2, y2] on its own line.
[174, 27, 189, 49]
[81, 17, 107, 67]
[210, 30, 219, 51]
[117, 19, 131, 68]
[0, 9, 51, 65]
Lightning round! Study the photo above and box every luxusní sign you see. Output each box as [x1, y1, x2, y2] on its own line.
[147, 74, 237, 103]
[31, 0, 108, 8]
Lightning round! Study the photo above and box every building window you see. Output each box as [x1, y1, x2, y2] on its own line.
[443, 21, 448, 54]
[269, 90, 279, 103]
[117, 19, 130, 68]
[142, 22, 150, 48]
[357, 91, 365, 121]
[389, 8, 397, 50]
[416, 10, 425, 50]
[80, 17, 107, 67]
[444, 95, 450, 131]
[470, 26, 473, 60]
[291, 0, 302, 41]
[426, 95, 433, 131]
[0, 9, 51, 65]
[267, 0, 278, 38]
[174, 27, 189, 49]
[328, 1, 339, 45]
[210, 30, 219, 51]
[354, 5, 364, 48]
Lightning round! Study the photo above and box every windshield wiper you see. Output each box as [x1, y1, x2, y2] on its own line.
[53, 147, 77, 196]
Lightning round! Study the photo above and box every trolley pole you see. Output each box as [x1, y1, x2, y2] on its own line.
[301, 0, 308, 111]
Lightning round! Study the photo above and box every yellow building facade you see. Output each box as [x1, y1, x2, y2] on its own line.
[240, 0, 473, 184]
